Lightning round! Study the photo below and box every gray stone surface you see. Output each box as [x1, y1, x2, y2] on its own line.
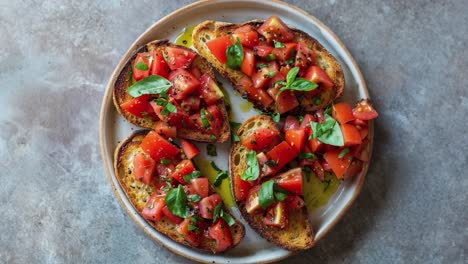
[0, 0, 466, 263]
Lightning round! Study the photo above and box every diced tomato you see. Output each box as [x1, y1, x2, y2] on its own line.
[241, 48, 256, 76]
[333, 102, 355, 124]
[199, 74, 224, 105]
[245, 185, 261, 214]
[180, 95, 201, 111]
[267, 86, 299, 114]
[304, 66, 334, 89]
[280, 65, 292, 76]
[208, 219, 233, 252]
[190, 177, 209, 198]
[199, 194, 223, 219]
[191, 105, 225, 136]
[133, 153, 156, 185]
[257, 15, 294, 42]
[268, 71, 286, 88]
[241, 128, 280, 152]
[252, 61, 278, 89]
[171, 159, 196, 184]
[190, 65, 202, 79]
[285, 129, 306, 152]
[165, 47, 197, 70]
[342, 124, 362, 146]
[133, 53, 151, 81]
[142, 193, 165, 221]
[308, 138, 324, 153]
[315, 109, 326, 123]
[232, 25, 260, 48]
[263, 202, 288, 228]
[149, 51, 170, 78]
[311, 159, 325, 181]
[272, 43, 297, 61]
[180, 139, 200, 159]
[285, 195, 305, 209]
[256, 152, 275, 177]
[151, 101, 189, 129]
[155, 163, 175, 179]
[350, 139, 370, 162]
[206, 36, 232, 63]
[162, 206, 183, 224]
[266, 141, 299, 173]
[300, 114, 316, 135]
[168, 69, 201, 100]
[295, 42, 316, 69]
[275, 167, 303, 195]
[120, 95, 155, 118]
[141, 131, 180, 162]
[352, 99, 379, 120]
[284, 116, 300, 132]
[321, 159, 332, 172]
[177, 216, 202, 247]
[343, 160, 363, 180]
[352, 118, 369, 127]
[241, 77, 274, 108]
[233, 172, 251, 202]
[154, 121, 177, 139]
[359, 126, 369, 140]
[254, 45, 274, 58]
[323, 149, 352, 179]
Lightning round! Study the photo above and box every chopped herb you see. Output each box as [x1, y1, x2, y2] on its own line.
[212, 203, 235, 226]
[188, 194, 201, 203]
[241, 151, 260, 181]
[230, 121, 242, 142]
[273, 40, 286, 48]
[154, 98, 177, 116]
[162, 181, 173, 192]
[207, 144, 217, 156]
[160, 158, 172, 165]
[309, 114, 344, 146]
[135, 61, 149, 70]
[285, 57, 295, 65]
[213, 203, 223, 222]
[298, 115, 304, 123]
[183, 171, 201, 183]
[259, 180, 289, 209]
[127, 75, 172, 98]
[313, 96, 322, 105]
[269, 71, 277, 78]
[188, 224, 199, 234]
[265, 160, 278, 167]
[256, 63, 270, 69]
[200, 109, 211, 129]
[272, 113, 280, 122]
[165, 185, 189, 218]
[266, 54, 276, 61]
[338, 148, 350, 159]
[210, 135, 217, 141]
[226, 38, 244, 69]
[214, 171, 228, 187]
[298, 152, 316, 160]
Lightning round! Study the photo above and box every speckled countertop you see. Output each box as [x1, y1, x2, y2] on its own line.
[0, 0, 466, 263]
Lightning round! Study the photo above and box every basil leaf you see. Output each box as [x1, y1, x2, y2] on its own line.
[241, 151, 260, 181]
[226, 38, 244, 69]
[188, 194, 201, 203]
[221, 211, 236, 226]
[273, 113, 280, 122]
[135, 61, 149, 70]
[188, 224, 199, 233]
[265, 160, 278, 167]
[259, 180, 276, 209]
[210, 161, 222, 172]
[214, 171, 228, 187]
[298, 152, 316, 160]
[268, 71, 277, 78]
[285, 57, 295, 65]
[266, 54, 276, 61]
[256, 63, 270, 69]
[209, 135, 217, 141]
[230, 121, 242, 142]
[213, 203, 223, 222]
[154, 98, 177, 116]
[273, 40, 286, 48]
[201, 109, 211, 129]
[165, 185, 189, 218]
[160, 158, 172, 165]
[288, 78, 318, 91]
[310, 114, 344, 146]
[273, 184, 289, 201]
[207, 144, 217, 156]
[286, 67, 300, 87]
[127, 75, 172, 98]
[183, 171, 201, 183]
[338, 148, 350, 159]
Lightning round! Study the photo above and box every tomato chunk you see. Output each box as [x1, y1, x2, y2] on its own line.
[150, 51, 170, 78]
[353, 99, 379, 120]
[171, 159, 196, 184]
[162, 205, 184, 224]
[283, 115, 300, 132]
[199, 74, 224, 105]
[245, 185, 261, 214]
[177, 216, 202, 247]
[234, 173, 251, 202]
[120, 95, 155, 118]
[241, 48, 256, 76]
[285, 195, 305, 209]
[308, 138, 324, 153]
[154, 121, 177, 139]
[266, 141, 299, 173]
[165, 47, 197, 70]
[206, 36, 232, 63]
[257, 15, 294, 42]
[267, 86, 299, 114]
[254, 45, 274, 58]
[241, 128, 280, 152]
[133, 53, 151, 81]
[208, 219, 233, 252]
[332, 102, 355, 124]
[180, 139, 200, 159]
[323, 149, 352, 179]
[199, 194, 223, 219]
[272, 43, 297, 61]
[232, 25, 259, 48]
[240, 77, 274, 108]
[300, 114, 316, 135]
[304, 66, 334, 89]
[343, 160, 363, 180]
[133, 153, 156, 185]
[275, 167, 303, 195]
[263, 202, 288, 228]
[141, 131, 180, 162]
[295, 42, 316, 69]
[168, 69, 201, 100]
[285, 129, 306, 152]
[190, 177, 209, 198]
[252, 61, 278, 89]
[341, 124, 362, 146]
[180, 95, 201, 112]
[142, 193, 165, 221]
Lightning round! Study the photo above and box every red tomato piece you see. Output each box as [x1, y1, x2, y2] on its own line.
[272, 43, 297, 61]
[180, 95, 201, 112]
[208, 219, 233, 252]
[133, 153, 156, 185]
[232, 25, 260, 48]
[280, 65, 293, 76]
[252, 61, 278, 89]
[241, 48, 256, 76]
[267, 86, 299, 114]
[295, 42, 316, 69]
[168, 69, 201, 100]
[266, 141, 299, 173]
[162, 206, 184, 224]
[142, 193, 165, 221]
[333, 102, 355, 124]
[190, 65, 202, 79]
[300, 114, 316, 135]
[304, 66, 334, 89]
[308, 138, 324, 153]
[154, 121, 177, 139]
[343, 160, 363, 180]
[190, 105, 225, 136]
[199, 194, 223, 219]
[234, 173, 251, 202]
[241, 77, 274, 108]
[257, 15, 294, 42]
[149, 51, 170, 78]
[206, 36, 232, 63]
[352, 118, 369, 127]
[284, 116, 300, 132]
[165, 47, 197, 70]
[275, 167, 303, 195]
[141, 131, 180, 162]
[120, 95, 156, 119]
[285, 195, 305, 209]
[180, 139, 200, 159]
[190, 177, 209, 198]
[177, 216, 202, 247]
[359, 126, 369, 140]
[171, 159, 196, 184]
[312, 159, 325, 181]
[321, 159, 332, 172]
[352, 99, 379, 120]
[268, 71, 286, 88]
[342, 124, 362, 147]
[245, 185, 261, 214]
[263, 201, 288, 228]
[241, 128, 280, 152]
[323, 149, 352, 179]
[150, 101, 189, 129]
[285, 129, 306, 152]
[199, 74, 224, 105]
[133, 53, 151, 81]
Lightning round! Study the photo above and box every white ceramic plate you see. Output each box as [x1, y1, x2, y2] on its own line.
[100, 0, 373, 263]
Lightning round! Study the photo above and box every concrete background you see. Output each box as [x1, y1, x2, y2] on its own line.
[0, 0, 466, 263]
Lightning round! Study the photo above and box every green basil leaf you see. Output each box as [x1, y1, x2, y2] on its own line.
[273, 184, 289, 201]
[256, 63, 270, 69]
[210, 135, 217, 141]
[269, 71, 277, 78]
[135, 61, 149, 70]
[241, 151, 260, 181]
[213, 203, 223, 223]
[259, 180, 276, 209]
[338, 148, 350, 159]
[266, 54, 276, 61]
[160, 158, 172, 165]
[127, 75, 172, 98]
[183, 171, 201, 183]
[273, 113, 280, 122]
[214, 171, 228, 187]
[188, 224, 199, 233]
[285, 57, 295, 65]
[310, 114, 344, 146]
[154, 98, 177, 116]
[201, 109, 211, 129]
[230, 121, 242, 142]
[188, 194, 201, 203]
[298, 152, 316, 160]
[313, 96, 322, 105]
[165, 185, 189, 218]
[286, 67, 300, 87]
[265, 160, 278, 167]
[207, 144, 217, 156]
[273, 40, 286, 48]
[226, 38, 244, 69]
[210, 161, 222, 172]
[221, 211, 236, 227]
[288, 78, 318, 91]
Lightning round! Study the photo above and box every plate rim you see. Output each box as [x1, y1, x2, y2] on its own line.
[99, 0, 373, 263]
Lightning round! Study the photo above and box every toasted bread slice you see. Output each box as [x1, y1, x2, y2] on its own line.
[229, 115, 314, 251]
[193, 20, 345, 113]
[113, 40, 230, 142]
[114, 130, 245, 253]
